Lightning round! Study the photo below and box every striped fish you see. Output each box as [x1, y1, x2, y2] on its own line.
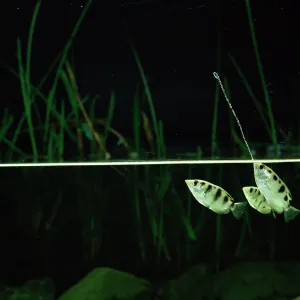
[253, 163, 300, 222]
[242, 186, 276, 217]
[185, 179, 247, 219]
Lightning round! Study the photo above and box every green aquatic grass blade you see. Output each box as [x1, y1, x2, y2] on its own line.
[144, 165, 171, 260]
[45, 100, 66, 162]
[172, 186, 197, 241]
[1, 109, 29, 159]
[2, 138, 28, 158]
[16, 38, 38, 162]
[4, 51, 64, 141]
[156, 170, 172, 259]
[4, 77, 39, 151]
[103, 90, 116, 143]
[133, 84, 141, 155]
[0, 64, 28, 156]
[43, 97, 76, 142]
[16, 0, 40, 162]
[60, 68, 91, 121]
[133, 168, 146, 261]
[31, 50, 66, 131]
[157, 199, 164, 258]
[44, 0, 93, 146]
[0, 111, 14, 144]
[158, 120, 166, 159]
[131, 45, 172, 260]
[61, 63, 108, 157]
[58, 100, 65, 161]
[25, 0, 43, 133]
[1, 63, 75, 143]
[65, 62, 108, 155]
[47, 125, 55, 162]
[144, 165, 156, 244]
[244, 0, 278, 154]
[59, 69, 88, 141]
[156, 171, 172, 202]
[88, 96, 97, 155]
[37, 49, 64, 92]
[6, 56, 74, 162]
[228, 53, 272, 138]
[25, 0, 41, 103]
[171, 183, 197, 263]
[132, 87, 146, 260]
[157, 120, 167, 184]
[131, 44, 161, 158]
[60, 68, 79, 119]
[4, 0, 92, 162]
[181, 216, 197, 241]
[1, 108, 12, 125]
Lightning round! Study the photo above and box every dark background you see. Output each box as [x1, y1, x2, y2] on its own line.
[1, 1, 300, 298]
[1, 0, 300, 156]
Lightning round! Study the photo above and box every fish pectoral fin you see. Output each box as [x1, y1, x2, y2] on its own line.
[231, 201, 248, 220]
[271, 210, 276, 219]
[284, 206, 300, 223]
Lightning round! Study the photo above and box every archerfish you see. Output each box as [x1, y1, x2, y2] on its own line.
[253, 163, 300, 222]
[185, 179, 247, 219]
[242, 186, 276, 218]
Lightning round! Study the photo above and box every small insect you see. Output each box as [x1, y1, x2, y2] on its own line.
[242, 186, 276, 218]
[185, 179, 247, 219]
[253, 163, 300, 222]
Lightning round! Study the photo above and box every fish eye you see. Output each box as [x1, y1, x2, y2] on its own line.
[193, 180, 198, 186]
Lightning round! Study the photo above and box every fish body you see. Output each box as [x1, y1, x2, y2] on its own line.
[253, 163, 300, 222]
[185, 179, 247, 219]
[242, 186, 276, 218]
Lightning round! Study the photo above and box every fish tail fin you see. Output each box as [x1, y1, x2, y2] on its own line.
[231, 201, 248, 220]
[284, 206, 300, 222]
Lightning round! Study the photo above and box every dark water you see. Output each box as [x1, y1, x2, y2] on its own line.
[1, 162, 300, 299]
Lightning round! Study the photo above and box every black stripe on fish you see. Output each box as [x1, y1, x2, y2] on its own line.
[205, 184, 212, 193]
[278, 185, 285, 193]
[214, 188, 222, 201]
[257, 199, 264, 209]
